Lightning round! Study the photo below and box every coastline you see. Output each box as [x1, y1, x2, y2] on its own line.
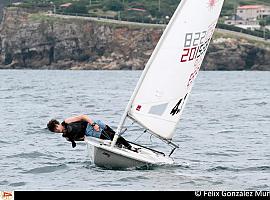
[0, 7, 269, 71]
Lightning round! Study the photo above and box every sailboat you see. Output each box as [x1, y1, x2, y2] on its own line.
[86, 0, 225, 169]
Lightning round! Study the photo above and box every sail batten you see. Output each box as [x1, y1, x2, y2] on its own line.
[125, 0, 224, 140]
[129, 112, 177, 125]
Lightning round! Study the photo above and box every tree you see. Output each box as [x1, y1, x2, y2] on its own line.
[259, 19, 267, 40]
[64, 4, 88, 14]
[102, 0, 124, 11]
[265, 16, 270, 26]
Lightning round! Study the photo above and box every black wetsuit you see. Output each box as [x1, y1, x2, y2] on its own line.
[61, 121, 88, 148]
[101, 125, 132, 150]
[62, 121, 132, 149]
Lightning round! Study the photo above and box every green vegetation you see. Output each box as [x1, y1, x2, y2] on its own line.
[14, 0, 270, 20]
[259, 16, 270, 26]
[214, 30, 270, 48]
[7, 0, 270, 39]
[29, 12, 59, 21]
[17, 0, 179, 23]
[217, 23, 270, 39]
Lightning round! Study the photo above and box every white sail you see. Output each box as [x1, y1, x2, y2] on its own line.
[127, 0, 225, 140]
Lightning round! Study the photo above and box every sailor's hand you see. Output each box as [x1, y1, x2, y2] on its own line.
[93, 124, 100, 132]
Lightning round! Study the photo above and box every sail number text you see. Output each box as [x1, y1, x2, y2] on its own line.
[180, 31, 210, 63]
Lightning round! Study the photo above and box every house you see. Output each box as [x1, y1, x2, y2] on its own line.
[60, 3, 73, 8]
[225, 4, 270, 30]
[237, 5, 270, 23]
[127, 8, 146, 12]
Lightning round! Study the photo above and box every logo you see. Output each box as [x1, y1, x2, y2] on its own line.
[136, 105, 142, 111]
[0, 192, 14, 200]
[208, 0, 217, 8]
[209, 0, 216, 7]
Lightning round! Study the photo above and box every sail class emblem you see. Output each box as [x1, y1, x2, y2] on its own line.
[170, 99, 182, 116]
[170, 94, 188, 116]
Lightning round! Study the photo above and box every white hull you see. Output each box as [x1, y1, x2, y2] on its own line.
[85, 137, 174, 169]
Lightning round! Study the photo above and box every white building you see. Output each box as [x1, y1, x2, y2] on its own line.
[237, 5, 270, 22]
[225, 5, 270, 30]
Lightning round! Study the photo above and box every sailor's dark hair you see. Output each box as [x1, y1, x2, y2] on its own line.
[47, 119, 60, 132]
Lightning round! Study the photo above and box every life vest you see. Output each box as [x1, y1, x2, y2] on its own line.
[61, 121, 88, 141]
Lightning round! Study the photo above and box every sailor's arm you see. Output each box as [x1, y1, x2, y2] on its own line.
[64, 114, 94, 124]
[64, 114, 100, 131]
[80, 115, 100, 131]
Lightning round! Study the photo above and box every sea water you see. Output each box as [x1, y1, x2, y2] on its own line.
[0, 70, 269, 190]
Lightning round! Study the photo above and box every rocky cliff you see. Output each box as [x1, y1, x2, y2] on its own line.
[0, 7, 269, 70]
[0, 3, 4, 21]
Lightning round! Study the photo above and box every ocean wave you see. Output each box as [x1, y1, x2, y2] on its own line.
[0, 180, 9, 185]
[6, 151, 55, 159]
[0, 140, 9, 144]
[22, 164, 68, 174]
[208, 165, 270, 172]
[254, 102, 267, 106]
[117, 175, 150, 182]
[205, 152, 233, 157]
[8, 182, 27, 187]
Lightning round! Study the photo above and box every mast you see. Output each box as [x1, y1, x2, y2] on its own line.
[111, 0, 188, 148]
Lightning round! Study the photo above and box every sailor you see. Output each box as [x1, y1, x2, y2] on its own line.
[47, 114, 137, 151]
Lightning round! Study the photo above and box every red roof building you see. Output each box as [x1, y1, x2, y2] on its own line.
[237, 4, 270, 22]
[225, 4, 270, 29]
[60, 3, 72, 8]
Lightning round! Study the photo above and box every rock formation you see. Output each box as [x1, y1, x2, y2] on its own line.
[0, 7, 269, 70]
